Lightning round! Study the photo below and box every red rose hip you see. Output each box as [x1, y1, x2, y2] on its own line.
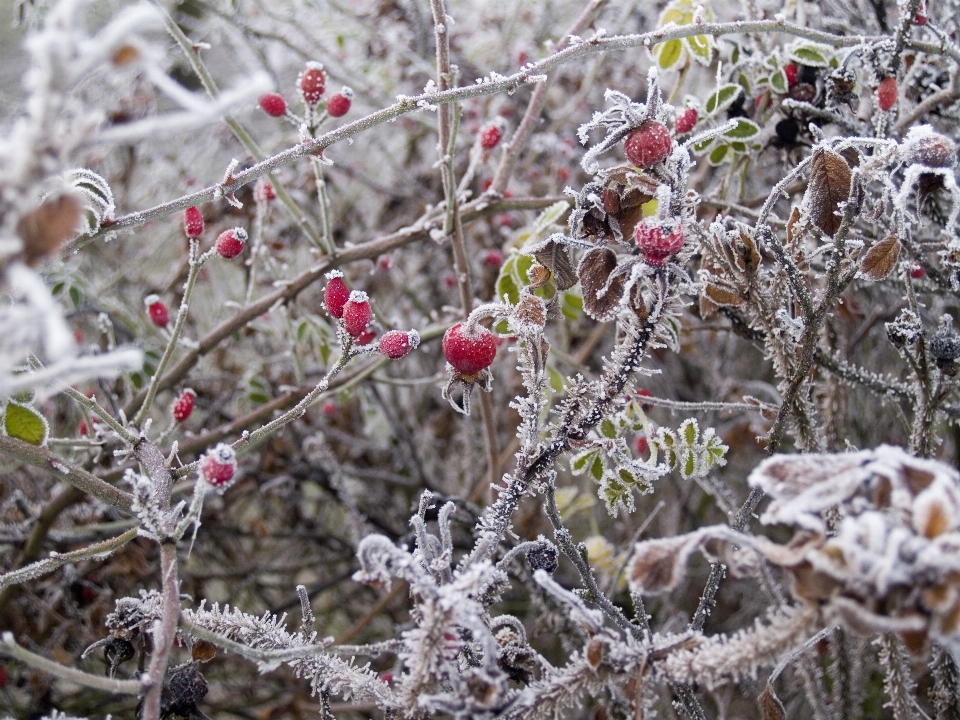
[299, 62, 326, 106]
[172, 389, 196, 423]
[183, 206, 204, 239]
[674, 108, 698, 135]
[327, 87, 353, 117]
[145, 295, 169, 328]
[479, 120, 504, 150]
[442, 322, 498, 378]
[877, 77, 898, 111]
[379, 330, 420, 359]
[342, 291, 373, 337]
[323, 271, 350, 318]
[215, 228, 247, 259]
[624, 120, 672, 168]
[200, 443, 238, 490]
[258, 93, 287, 117]
[635, 219, 684, 266]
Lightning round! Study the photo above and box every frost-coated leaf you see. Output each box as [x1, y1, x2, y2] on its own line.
[656, 39, 684, 69]
[705, 84, 742, 115]
[789, 43, 830, 67]
[805, 148, 852, 236]
[578, 247, 624, 321]
[860, 234, 900, 280]
[759, 684, 787, 720]
[5, 401, 49, 446]
[723, 118, 760, 139]
[704, 283, 745, 306]
[770, 69, 788, 94]
[685, 34, 714, 64]
[628, 534, 701, 594]
[708, 143, 730, 166]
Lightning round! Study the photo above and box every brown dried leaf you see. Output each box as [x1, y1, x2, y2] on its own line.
[758, 685, 786, 720]
[699, 293, 719, 319]
[806, 148, 852, 236]
[739, 230, 761, 274]
[786, 207, 802, 247]
[530, 238, 577, 291]
[586, 638, 604, 669]
[617, 201, 647, 244]
[704, 283, 745, 307]
[514, 291, 546, 333]
[860, 234, 900, 281]
[578, 247, 624, 322]
[191, 639, 217, 662]
[527, 263, 551, 289]
[628, 535, 700, 595]
[16, 193, 82, 266]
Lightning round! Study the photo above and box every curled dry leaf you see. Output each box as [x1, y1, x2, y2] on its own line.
[528, 236, 577, 291]
[785, 207, 802, 248]
[704, 283, 745, 307]
[758, 684, 786, 720]
[16, 193, 82, 266]
[860, 234, 900, 280]
[628, 534, 702, 595]
[738, 230, 761, 274]
[513, 291, 547, 333]
[578, 247, 624, 321]
[805, 148, 852, 236]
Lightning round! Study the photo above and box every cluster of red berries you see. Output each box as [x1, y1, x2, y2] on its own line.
[258, 63, 353, 120]
[323, 271, 419, 359]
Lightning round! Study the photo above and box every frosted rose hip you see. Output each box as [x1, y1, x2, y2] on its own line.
[342, 291, 372, 337]
[624, 121, 672, 168]
[200, 443, 238, 490]
[327, 87, 353, 117]
[215, 228, 247, 259]
[635, 220, 684, 266]
[323, 271, 350, 318]
[258, 93, 287, 117]
[183, 206, 204, 238]
[379, 330, 420, 359]
[443, 323, 497, 378]
[299, 62, 326, 106]
[172, 389, 196, 423]
[145, 295, 169, 328]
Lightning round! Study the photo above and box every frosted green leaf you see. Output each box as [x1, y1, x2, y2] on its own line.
[692, 137, 715, 155]
[571, 447, 601, 475]
[705, 84, 742, 115]
[789, 44, 829, 67]
[548, 367, 564, 393]
[600, 418, 618, 439]
[591, 455, 604, 481]
[708, 143, 730, 166]
[681, 448, 697, 479]
[681, 418, 698, 446]
[656, 39, 684, 70]
[685, 34, 713, 64]
[770, 69, 788, 94]
[496, 259, 521, 305]
[532, 201, 571, 236]
[723, 119, 760, 139]
[5, 402, 48, 446]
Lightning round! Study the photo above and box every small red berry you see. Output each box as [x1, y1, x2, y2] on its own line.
[183, 206, 204, 239]
[479, 120, 504, 150]
[784, 64, 799, 88]
[624, 120, 672, 168]
[324, 271, 350, 318]
[145, 294, 169, 328]
[909, 262, 927, 279]
[356, 329, 376, 346]
[442, 322, 498, 378]
[215, 227, 247, 259]
[380, 672, 394, 685]
[199, 443, 238, 491]
[258, 93, 287, 117]
[342, 291, 373, 337]
[379, 329, 420, 359]
[254, 178, 276, 203]
[327, 87, 353, 117]
[442, 272, 458, 290]
[299, 62, 326, 106]
[903, 127, 957, 168]
[483, 249, 504, 269]
[377, 254, 392, 271]
[557, 166, 571, 183]
[172, 389, 196, 423]
[675, 107, 698, 134]
[877, 77, 898, 111]
[481, 178, 493, 192]
[321, 399, 337, 416]
[78, 420, 88, 436]
[635, 435, 649, 456]
[636, 389, 654, 412]
[635, 220, 684, 266]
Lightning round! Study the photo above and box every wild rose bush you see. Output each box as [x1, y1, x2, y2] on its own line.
[2, 0, 960, 718]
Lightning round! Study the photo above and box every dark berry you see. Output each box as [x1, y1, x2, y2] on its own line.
[526, 539, 559, 574]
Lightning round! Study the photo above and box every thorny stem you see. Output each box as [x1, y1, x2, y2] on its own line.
[429, 0, 500, 504]
[63, 386, 138, 445]
[0, 526, 138, 591]
[0, 632, 145, 696]
[66, 20, 951, 254]
[133, 241, 211, 428]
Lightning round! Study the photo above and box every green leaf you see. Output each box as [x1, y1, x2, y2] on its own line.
[656, 39, 684, 70]
[68, 285, 82, 309]
[496, 262, 521, 305]
[723, 118, 760, 139]
[681, 418, 698, 446]
[600, 418, 618, 439]
[692, 137, 714, 155]
[591, 455, 604, 481]
[296, 320, 309, 344]
[705, 84, 742, 115]
[547, 367, 564, 393]
[708, 143, 730, 166]
[560, 290, 582, 321]
[789, 44, 829, 67]
[130, 372, 144, 390]
[571, 447, 600, 475]
[5, 402, 48, 446]
[770, 69, 788, 94]
[681, 448, 697, 479]
[532, 201, 570, 237]
[685, 34, 713, 64]
[249, 393, 269, 405]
